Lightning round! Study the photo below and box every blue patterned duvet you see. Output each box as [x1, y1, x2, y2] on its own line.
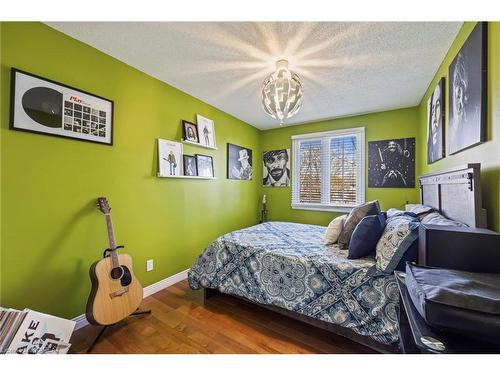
[188, 222, 399, 345]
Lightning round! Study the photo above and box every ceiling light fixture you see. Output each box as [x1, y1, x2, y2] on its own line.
[261, 59, 303, 126]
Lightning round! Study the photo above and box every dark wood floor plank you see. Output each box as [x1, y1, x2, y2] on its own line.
[71, 280, 375, 354]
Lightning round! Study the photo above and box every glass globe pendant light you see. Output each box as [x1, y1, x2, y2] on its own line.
[261, 59, 303, 126]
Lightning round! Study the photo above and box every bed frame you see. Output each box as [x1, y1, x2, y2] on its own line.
[419, 163, 487, 228]
[203, 164, 487, 354]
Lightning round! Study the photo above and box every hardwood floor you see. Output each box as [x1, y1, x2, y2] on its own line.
[70, 280, 375, 354]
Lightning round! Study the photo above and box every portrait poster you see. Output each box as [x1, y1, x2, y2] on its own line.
[158, 139, 183, 177]
[227, 143, 253, 180]
[368, 138, 415, 188]
[183, 155, 198, 176]
[195, 154, 214, 178]
[182, 120, 199, 144]
[263, 149, 290, 187]
[448, 22, 487, 155]
[196, 114, 216, 148]
[427, 78, 446, 164]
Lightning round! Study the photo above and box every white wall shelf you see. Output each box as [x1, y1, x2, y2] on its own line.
[157, 173, 216, 180]
[182, 139, 218, 150]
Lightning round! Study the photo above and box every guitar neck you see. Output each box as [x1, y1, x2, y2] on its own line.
[105, 213, 119, 268]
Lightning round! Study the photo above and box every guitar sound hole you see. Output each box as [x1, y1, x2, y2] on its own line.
[110, 267, 123, 279]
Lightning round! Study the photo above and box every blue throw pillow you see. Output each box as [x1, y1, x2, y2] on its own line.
[348, 213, 386, 259]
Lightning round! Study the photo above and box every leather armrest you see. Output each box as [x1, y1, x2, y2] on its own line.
[418, 224, 500, 272]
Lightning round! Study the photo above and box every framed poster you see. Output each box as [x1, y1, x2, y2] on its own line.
[263, 149, 290, 187]
[448, 22, 487, 155]
[368, 138, 415, 188]
[427, 78, 446, 164]
[158, 139, 183, 177]
[196, 114, 216, 148]
[10, 68, 114, 145]
[195, 154, 215, 178]
[227, 143, 253, 180]
[183, 155, 198, 176]
[182, 120, 199, 143]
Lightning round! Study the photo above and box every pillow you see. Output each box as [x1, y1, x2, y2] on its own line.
[348, 213, 386, 259]
[386, 208, 417, 219]
[374, 214, 420, 274]
[421, 211, 468, 227]
[324, 214, 347, 245]
[337, 200, 380, 250]
[405, 204, 435, 217]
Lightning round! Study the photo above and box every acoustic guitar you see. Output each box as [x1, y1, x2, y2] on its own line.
[86, 197, 143, 326]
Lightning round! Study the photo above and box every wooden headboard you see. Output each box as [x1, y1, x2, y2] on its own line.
[419, 163, 487, 228]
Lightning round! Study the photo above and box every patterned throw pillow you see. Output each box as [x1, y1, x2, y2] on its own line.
[337, 200, 380, 250]
[374, 214, 420, 274]
[324, 214, 347, 245]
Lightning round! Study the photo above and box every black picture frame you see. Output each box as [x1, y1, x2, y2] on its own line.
[448, 22, 488, 155]
[427, 78, 446, 164]
[182, 120, 199, 144]
[183, 155, 198, 176]
[195, 154, 214, 178]
[10, 68, 114, 146]
[368, 137, 416, 188]
[227, 143, 253, 180]
[263, 149, 291, 187]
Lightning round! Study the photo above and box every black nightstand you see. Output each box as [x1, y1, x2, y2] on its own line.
[395, 271, 500, 354]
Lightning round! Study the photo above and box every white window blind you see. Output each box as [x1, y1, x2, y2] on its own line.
[291, 127, 365, 212]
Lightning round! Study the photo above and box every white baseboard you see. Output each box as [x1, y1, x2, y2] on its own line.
[73, 268, 190, 331]
[143, 268, 190, 298]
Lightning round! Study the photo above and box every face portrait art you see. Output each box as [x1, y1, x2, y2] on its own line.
[448, 22, 486, 155]
[263, 149, 290, 187]
[452, 53, 468, 127]
[187, 127, 196, 140]
[427, 79, 445, 163]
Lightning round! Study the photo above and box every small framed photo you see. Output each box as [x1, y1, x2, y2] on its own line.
[195, 154, 214, 178]
[196, 114, 216, 148]
[183, 155, 198, 176]
[158, 139, 183, 177]
[10, 68, 113, 145]
[182, 120, 199, 143]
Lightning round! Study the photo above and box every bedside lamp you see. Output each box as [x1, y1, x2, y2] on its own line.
[260, 195, 268, 223]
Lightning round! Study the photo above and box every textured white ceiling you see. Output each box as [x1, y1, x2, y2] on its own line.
[46, 22, 462, 130]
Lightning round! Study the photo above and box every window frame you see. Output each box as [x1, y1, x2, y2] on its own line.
[291, 127, 365, 212]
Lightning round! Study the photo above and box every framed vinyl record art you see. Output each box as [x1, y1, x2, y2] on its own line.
[10, 68, 114, 145]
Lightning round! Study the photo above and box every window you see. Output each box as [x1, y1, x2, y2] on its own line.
[291, 127, 365, 212]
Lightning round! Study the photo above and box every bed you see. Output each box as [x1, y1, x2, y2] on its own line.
[188, 164, 487, 353]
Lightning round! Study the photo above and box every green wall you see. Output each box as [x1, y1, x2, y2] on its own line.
[417, 22, 500, 232]
[0, 22, 261, 319]
[259, 107, 420, 226]
[2, 21, 500, 321]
